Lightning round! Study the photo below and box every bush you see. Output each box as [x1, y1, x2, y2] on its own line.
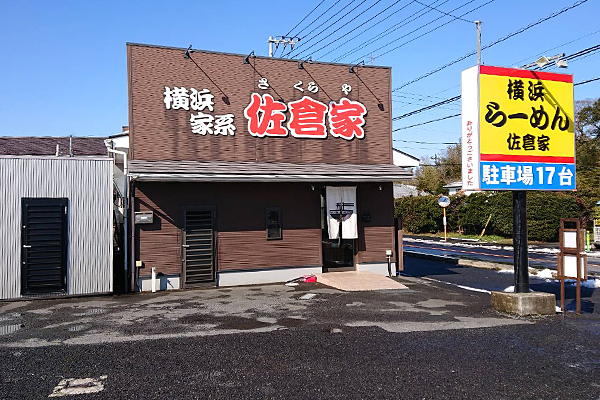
[395, 191, 585, 242]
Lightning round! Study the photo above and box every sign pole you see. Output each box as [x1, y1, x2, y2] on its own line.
[443, 207, 447, 242]
[475, 21, 482, 65]
[438, 196, 451, 242]
[513, 190, 530, 293]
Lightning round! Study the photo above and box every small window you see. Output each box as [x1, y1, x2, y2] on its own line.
[266, 207, 282, 240]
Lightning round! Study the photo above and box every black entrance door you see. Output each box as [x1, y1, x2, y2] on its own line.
[320, 191, 355, 271]
[21, 198, 68, 295]
[182, 206, 217, 285]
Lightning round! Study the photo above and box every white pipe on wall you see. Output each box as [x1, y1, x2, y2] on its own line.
[106, 147, 129, 293]
[151, 267, 157, 293]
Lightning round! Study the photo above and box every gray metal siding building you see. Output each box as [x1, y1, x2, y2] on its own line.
[0, 156, 113, 300]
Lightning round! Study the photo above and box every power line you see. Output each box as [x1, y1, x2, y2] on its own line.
[413, 0, 474, 23]
[575, 77, 600, 86]
[393, 138, 458, 144]
[364, 0, 494, 63]
[539, 43, 600, 70]
[299, 0, 405, 60]
[392, 72, 599, 124]
[393, 0, 590, 90]
[393, 95, 461, 120]
[285, 0, 368, 58]
[285, 0, 345, 53]
[511, 28, 600, 67]
[333, 0, 451, 63]
[403, 28, 600, 103]
[393, 113, 460, 131]
[320, 0, 418, 61]
[284, 0, 327, 37]
[295, 0, 384, 58]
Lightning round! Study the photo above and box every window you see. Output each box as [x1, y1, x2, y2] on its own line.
[266, 207, 282, 240]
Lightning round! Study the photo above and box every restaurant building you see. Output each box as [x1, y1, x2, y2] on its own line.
[127, 43, 411, 290]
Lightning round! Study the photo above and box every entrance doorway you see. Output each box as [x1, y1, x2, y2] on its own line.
[320, 191, 355, 271]
[182, 206, 216, 286]
[21, 198, 68, 295]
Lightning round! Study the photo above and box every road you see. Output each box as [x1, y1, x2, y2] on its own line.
[1, 273, 600, 399]
[402, 254, 600, 314]
[404, 236, 600, 275]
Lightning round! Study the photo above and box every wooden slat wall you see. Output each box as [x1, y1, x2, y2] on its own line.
[357, 182, 395, 263]
[135, 182, 321, 276]
[218, 230, 320, 271]
[128, 44, 392, 165]
[135, 182, 395, 276]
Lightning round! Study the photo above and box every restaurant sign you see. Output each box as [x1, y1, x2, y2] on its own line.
[163, 79, 368, 140]
[461, 65, 575, 191]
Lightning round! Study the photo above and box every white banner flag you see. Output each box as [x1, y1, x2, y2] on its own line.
[326, 186, 358, 240]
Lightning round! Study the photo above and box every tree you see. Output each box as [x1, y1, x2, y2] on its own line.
[412, 141, 461, 195]
[414, 156, 447, 194]
[577, 98, 600, 138]
[574, 98, 600, 228]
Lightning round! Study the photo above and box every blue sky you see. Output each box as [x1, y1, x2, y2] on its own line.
[1, 0, 598, 159]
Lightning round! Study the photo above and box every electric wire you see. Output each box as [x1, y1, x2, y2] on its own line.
[299, 0, 406, 60]
[362, 0, 494, 63]
[393, 138, 458, 144]
[288, 0, 345, 48]
[538, 43, 600, 70]
[290, 0, 381, 58]
[512, 28, 600, 67]
[319, 0, 417, 61]
[333, 0, 451, 63]
[575, 77, 600, 86]
[393, 95, 461, 120]
[413, 0, 474, 23]
[392, 70, 600, 124]
[402, 29, 600, 108]
[393, 113, 460, 131]
[284, 0, 327, 37]
[286, 0, 373, 59]
[393, 0, 590, 90]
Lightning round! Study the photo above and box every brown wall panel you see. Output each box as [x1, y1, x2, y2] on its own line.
[135, 182, 322, 276]
[128, 43, 392, 165]
[218, 230, 321, 271]
[134, 181, 394, 277]
[356, 182, 395, 263]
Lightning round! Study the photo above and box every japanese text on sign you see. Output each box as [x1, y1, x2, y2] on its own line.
[461, 65, 575, 191]
[163, 84, 367, 140]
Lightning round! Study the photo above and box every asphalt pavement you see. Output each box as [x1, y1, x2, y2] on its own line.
[404, 235, 600, 275]
[1, 267, 600, 399]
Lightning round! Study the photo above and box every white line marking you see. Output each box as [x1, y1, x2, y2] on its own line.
[48, 375, 107, 397]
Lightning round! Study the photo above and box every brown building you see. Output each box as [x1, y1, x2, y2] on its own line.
[126, 43, 411, 290]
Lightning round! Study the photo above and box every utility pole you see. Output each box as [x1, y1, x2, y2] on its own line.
[267, 36, 300, 57]
[475, 20, 482, 65]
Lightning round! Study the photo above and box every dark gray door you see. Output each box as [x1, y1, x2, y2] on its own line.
[182, 207, 216, 285]
[21, 198, 68, 295]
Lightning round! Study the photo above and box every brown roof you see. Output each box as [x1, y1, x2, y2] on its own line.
[0, 136, 108, 156]
[129, 160, 413, 182]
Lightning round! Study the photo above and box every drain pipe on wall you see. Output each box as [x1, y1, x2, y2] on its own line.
[386, 250, 393, 277]
[151, 267, 157, 293]
[105, 145, 129, 293]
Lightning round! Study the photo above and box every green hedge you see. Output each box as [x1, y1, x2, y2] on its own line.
[395, 191, 587, 242]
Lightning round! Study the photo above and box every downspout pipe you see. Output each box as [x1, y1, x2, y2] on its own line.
[105, 146, 129, 294]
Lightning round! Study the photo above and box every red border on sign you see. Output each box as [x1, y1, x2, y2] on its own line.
[480, 65, 573, 83]
[480, 153, 575, 163]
